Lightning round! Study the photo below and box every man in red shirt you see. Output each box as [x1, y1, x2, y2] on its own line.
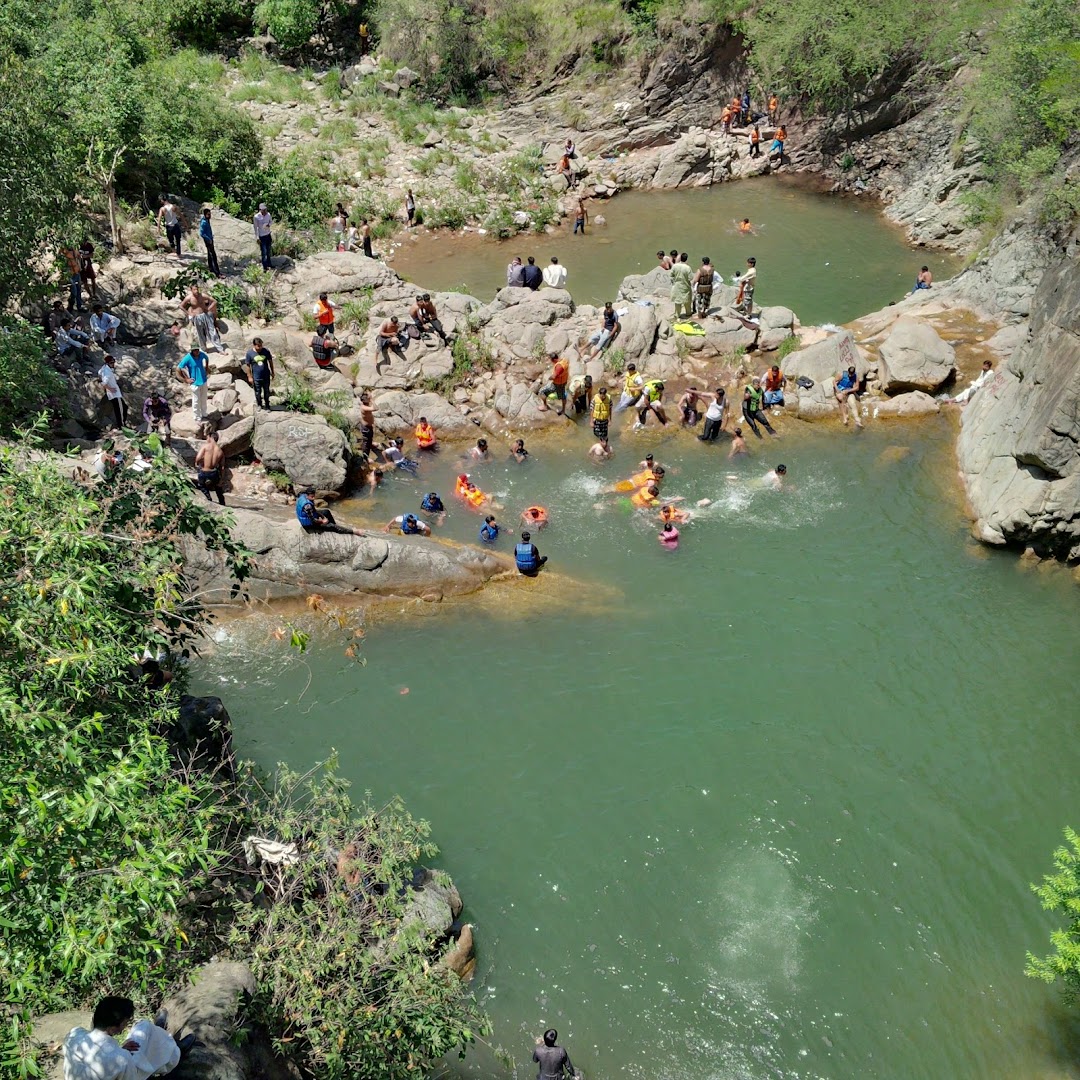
[538, 352, 569, 416]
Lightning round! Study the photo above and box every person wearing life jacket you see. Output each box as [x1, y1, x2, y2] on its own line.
[615, 363, 644, 413]
[749, 125, 762, 159]
[631, 483, 660, 509]
[770, 125, 787, 160]
[415, 416, 437, 451]
[742, 376, 777, 439]
[384, 513, 430, 536]
[520, 505, 549, 529]
[591, 386, 612, 444]
[315, 292, 337, 335]
[658, 522, 680, 549]
[421, 492, 445, 515]
[659, 503, 690, 525]
[455, 473, 471, 498]
[693, 258, 714, 317]
[515, 530, 547, 576]
[465, 483, 487, 509]
[635, 379, 667, 429]
[296, 488, 363, 536]
[479, 515, 499, 543]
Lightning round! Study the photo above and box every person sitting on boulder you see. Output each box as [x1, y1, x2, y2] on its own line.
[410, 293, 450, 346]
[375, 315, 406, 370]
[385, 512, 431, 536]
[310, 325, 339, 369]
[296, 488, 364, 536]
[515, 531, 547, 576]
[912, 265, 933, 292]
[950, 359, 994, 405]
[141, 389, 172, 446]
[762, 364, 787, 406]
[63, 995, 195, 1080]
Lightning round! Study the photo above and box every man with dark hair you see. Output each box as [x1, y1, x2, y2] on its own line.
[244, 337, 275, 409]
[521, 256, 543, 290]
[194, 431, 225, 504]
[63, 995, 189, 1080]
[142, 389, 172, 446]
[310, 325, 340, 369]
[296, 488, 364, 536]
[515, 531, 547, 576]
[533, 1028, 574, 1080]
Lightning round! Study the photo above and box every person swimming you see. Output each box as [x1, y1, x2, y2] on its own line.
[739, 218, 753, 234]
[421, 491, 445, 514]
[728, 426, 748, 458]
[763, 463, 788, 490]
[659, 522, 680, 549]
[659, 503, 690, 525]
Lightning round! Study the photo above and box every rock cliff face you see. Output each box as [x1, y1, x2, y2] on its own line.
[957, 258, 1080, 556]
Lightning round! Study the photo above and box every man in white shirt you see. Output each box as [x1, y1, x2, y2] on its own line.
[542, 256, 568, 289]
[156, 197, 185, 257]
[253, 202, 273, 270]
[63, 996, 182, 1080]
[951, 359, 994, 405]
[99, 354, 127, 429]
[90, 304, 121, 344]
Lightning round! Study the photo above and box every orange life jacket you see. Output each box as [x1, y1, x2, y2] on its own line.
[632, 487, 657, 508]
[524, 506, 548, 524]
[764, 370, 783, 391]
[629, 468, 658, 490]
[751, 129, 760, 143]
[777, 127, 787, 140]
[466, 486, 486, 507]
[415, 423, 435, 447]
[317, 299, 334, 326]
[455, 475, 470, 498]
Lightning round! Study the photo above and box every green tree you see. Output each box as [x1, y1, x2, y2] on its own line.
[1027, 827, 1080, 1001]
[254, 0, 321, 49]
[0, 322, 66, 435]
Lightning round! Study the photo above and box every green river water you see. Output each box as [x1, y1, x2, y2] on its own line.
[198, 419, 1080, 1080]
[390, 177, 960, 325]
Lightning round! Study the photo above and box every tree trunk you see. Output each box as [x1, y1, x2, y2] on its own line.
[106, 177, 124, 255]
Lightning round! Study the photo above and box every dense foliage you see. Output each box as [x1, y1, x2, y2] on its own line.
[230, 763, 489, 1079]
[1027, 828, 1080, 1002]
[0, 434, 250, 1073]
[0, 323, 66, 436]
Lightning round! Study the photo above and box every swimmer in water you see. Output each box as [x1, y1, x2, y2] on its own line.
[589, 436, 614, 460]
[659, 502, 691, 525]
[511, 438, 529, 463]
[521, 505, 549, 529]
[728, 426, 748, 458]
[738, 217, 753, 234]
[659, 521, 680, 549]
[763, 463, 788, 490]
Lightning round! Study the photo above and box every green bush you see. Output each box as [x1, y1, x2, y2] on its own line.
[279, 374, 317, 412]
[210, 282, 250, 320]
[228, 153, 336, 230]
[0, 321, 66, 435]
[1028, 827, 1080, 1002]
[253, 0, 320, 49]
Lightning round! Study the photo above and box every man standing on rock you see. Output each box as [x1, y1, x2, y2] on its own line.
[142, 388, 172, 446]
[176, 345, 209, 425]
[834, 365, 863, 428]
[358, 391, 375, 459]
[743, 375, 778, 438]
[181, 283, 226, 353]
[99, 354, 128, 431]
[199, 208, 220, 275]
[157, 196, 186, 258]
[694, 257, 714, 317]
[698, 388, 728, 442]
[195, 431, 226, 505]
[670, 253, 693, 318]
[244, 337, 275, 409]
[735, 257, 757, 317]
[591, 384, 612, 443]
[253, 202, 273, 270]
[315, 292, 338, 335]
[537, 352, 570, 415]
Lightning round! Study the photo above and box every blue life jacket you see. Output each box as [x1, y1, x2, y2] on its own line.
[480, 522, 499, 543]
[837, 371, 857, 392]
[296, 494, 316, 526]
[515, 542, 538, 572]
[421, 494, 444, 513]
[401, 515, 420, 535]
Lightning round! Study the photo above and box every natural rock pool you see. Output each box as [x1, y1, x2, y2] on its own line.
[199, 419, 1080, 1080]
[390, 178, 961, 325]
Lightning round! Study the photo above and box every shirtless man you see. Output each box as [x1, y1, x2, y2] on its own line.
[589, 436, 614, 460]
[194, 431, 225, 504]
[358, 391, 375, 459]
[375, 315, 405, 370]
[410, 293, 450, 346]
[678, 388, 709, 427]
[180, 284, 225, 353]
[728, 426, 748, 457]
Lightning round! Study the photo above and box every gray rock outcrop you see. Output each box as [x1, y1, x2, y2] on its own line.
[957, 258, 1080, 556]
[877, 316, 956, 394]
[783, 330, 869, 419]
[183, 505, 507, 602]
[252, 411, 350, 493]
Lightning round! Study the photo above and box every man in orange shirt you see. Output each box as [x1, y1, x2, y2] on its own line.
[315, 292, 338, 335]
[768, 95, 779, 124]
[538, 352, 570, 416]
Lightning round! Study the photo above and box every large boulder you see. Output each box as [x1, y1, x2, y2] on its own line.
[183, 505, 508, 602]
[783, 330, 869, 419]
[252, 411, 350, 493]
[877, 316, 956, 394]
[373, 390, 478, 435]
[957, 258, 1080, 556]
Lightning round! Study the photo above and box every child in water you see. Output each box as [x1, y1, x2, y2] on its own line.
[659, 522, 680, 549]
[728, 427, 747, 458]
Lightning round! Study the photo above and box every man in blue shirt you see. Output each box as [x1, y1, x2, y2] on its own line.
[176, 347, 209, 424]
[199, 208, 220, 276]
[176, 349, 209, 425]
[834, 364, 863, 428]
[479, 515, 499, 543]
